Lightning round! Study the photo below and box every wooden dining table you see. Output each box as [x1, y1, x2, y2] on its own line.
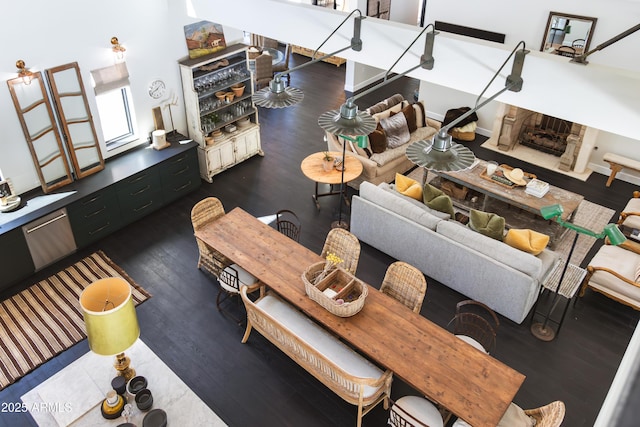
[195, 208, 526, 427]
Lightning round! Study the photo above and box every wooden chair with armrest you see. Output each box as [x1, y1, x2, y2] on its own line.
[617, 191, 640, 233]
[582, 237, 640, 310]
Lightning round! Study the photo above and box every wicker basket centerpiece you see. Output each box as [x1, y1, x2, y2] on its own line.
[302, 260, 368, 317]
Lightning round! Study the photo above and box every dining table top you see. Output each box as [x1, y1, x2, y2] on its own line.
[195, 207, 526, 427]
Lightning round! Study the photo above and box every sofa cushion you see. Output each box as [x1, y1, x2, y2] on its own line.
[372, 101, 408, 122]
[412, 101, 427, 128]
[395, 173, 422, 200]
[469, 209, 505, 241]
[369, 142, 407, 167]
[256, 293, 384, 398]
[422, 183, 455, 218]
[383, 183, 450, 220]
[380, 113, 411, 149]
[504, 229, 549, 255]
[368, 127, 387, 153]
[366, 93, 405, 115]
[436, 220, 542, 278]
[359, 182, 445, 230]
[391, 104, 417, 133]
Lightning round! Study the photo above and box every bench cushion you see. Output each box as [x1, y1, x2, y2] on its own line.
[604, 153, 640, 170]
[256, 294, 384, 398]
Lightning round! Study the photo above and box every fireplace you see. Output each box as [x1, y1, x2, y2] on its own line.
[488, 104, 598, 174]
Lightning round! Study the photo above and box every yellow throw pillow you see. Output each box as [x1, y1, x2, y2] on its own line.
[504, 229, 550, 255]
[395, 173, 422, 200]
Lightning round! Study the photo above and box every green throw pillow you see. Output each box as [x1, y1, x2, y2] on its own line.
[423, 183, 455, 218]
[469, 209, 505, 241]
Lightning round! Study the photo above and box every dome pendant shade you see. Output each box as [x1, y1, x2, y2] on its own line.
[406, 139, 476, 172]
[252, 78, 304, 108]
[318, 106, 376, 136]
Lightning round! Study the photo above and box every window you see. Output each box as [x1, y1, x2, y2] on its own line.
[90, 62, 139, 151]
[94, 86, 137, 149]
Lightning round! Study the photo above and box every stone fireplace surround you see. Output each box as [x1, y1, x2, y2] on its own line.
[486, 103, 599, 177]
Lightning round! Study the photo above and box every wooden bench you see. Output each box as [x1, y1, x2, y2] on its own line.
[240, 286, 392, 427]
[603, 153, 640, 187]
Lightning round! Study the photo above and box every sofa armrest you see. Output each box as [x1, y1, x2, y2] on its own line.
[426, 117, 441, 131]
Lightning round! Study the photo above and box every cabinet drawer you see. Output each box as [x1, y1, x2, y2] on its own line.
[160, 149, 201, 203]
[68, 188, 122, 248]
[116, 169, 162, 223]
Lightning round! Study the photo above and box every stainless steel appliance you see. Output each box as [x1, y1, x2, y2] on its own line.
[22, 208, 76, 271]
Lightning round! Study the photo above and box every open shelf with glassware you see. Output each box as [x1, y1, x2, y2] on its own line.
[179, 43, 263, 182]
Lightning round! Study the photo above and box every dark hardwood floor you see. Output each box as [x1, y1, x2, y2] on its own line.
[0, 53, 638, 427]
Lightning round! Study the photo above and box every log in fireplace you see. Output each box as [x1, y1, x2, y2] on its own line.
[518, 114, 573, 156]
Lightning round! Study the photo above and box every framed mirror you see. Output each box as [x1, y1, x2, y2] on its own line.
[46, 62, 104, 179]
[540, 12, 597, 57]
[7, 71, 74, 193]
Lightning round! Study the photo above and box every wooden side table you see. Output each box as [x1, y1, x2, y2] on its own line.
[300, 152, 363, 210]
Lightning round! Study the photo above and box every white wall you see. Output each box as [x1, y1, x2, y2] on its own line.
[0, 0, 246, 194]
[1, 0, 639, 194]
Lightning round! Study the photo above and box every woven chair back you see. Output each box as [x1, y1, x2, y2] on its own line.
[380, 261, 427, 313]
[321, 228, 361, 275]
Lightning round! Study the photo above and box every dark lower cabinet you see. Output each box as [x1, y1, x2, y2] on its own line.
[160, 148, 200, 204]
[0, 227, 35, 289]
[68, 143, 200, 249]
[67, 187, 122, 249]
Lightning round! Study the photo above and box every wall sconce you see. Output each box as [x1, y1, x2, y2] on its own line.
[318, 23, 438, 136]
[572, 23, 640, 64]
[406, 41, 529, 172]
[111, 36, 126, 62]
[15, 60, 34, 85]
[252, 9, 365, 109]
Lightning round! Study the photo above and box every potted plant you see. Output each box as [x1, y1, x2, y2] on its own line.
[322, 152, 334, 172]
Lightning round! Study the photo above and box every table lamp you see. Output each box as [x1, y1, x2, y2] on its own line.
[80, 277, 140, 380]
[531, 204, 626, 341]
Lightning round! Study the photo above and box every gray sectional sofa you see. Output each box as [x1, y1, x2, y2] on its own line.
[351, 181, 561, 324]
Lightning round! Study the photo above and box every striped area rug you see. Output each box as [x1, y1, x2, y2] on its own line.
[0, 251, 151, 390]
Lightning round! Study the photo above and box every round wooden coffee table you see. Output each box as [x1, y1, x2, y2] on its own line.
[300, 151, 363, 210]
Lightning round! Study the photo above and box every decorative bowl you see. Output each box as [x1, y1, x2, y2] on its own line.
[135, 388, 153, 411]
[127, 375, 147, 396]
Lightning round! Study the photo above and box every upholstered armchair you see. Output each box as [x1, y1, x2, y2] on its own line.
[617, 191, 640, 232]
[581, 239, 640, 310]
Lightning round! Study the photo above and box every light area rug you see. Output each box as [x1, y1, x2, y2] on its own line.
[406, 168, 616, 266]
[0, 251, 151, 390]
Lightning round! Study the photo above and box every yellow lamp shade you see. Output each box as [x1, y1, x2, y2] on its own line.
[80, 277, 140, 356]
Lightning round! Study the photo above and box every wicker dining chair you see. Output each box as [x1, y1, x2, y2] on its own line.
[379, 261, 427, 313]
[448, 300, 500, 354]
[276, 209, 301, 242]
[321, 228, 361, 275]
[524, 401, 565, 427]
[191, 197, 260, 323]
[388, 396, 444, 427]
[191, 197, 229, 276]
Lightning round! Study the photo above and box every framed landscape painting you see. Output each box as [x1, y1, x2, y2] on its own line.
[184, 21, 226, 59]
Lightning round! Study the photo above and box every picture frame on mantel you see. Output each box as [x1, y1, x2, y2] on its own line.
[540, 12, 597, 57]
